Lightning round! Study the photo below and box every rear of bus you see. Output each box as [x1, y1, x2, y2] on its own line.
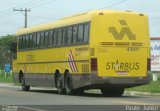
[89, 10, 150, 90]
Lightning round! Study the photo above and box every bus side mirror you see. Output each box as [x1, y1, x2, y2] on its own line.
[10, 42, 17, 52]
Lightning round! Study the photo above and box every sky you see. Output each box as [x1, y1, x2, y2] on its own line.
[0, 0, 160, 37]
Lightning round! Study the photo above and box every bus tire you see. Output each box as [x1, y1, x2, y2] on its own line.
[75, 88, 84, 95]
[56, 74, 65, 94]
[65, 72, 74, 95]
[101, 87, 124, 97]
[21, 76, 30, 91]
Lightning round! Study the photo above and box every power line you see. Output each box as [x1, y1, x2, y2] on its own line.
[102, 0, 127, 9]
[0, 0, 54, 18]
[0, 0, 47, 19]
[21, 0, 46, 8]
[68, 0, 128, 15]
[0, 0, 45, 16]
[77, 0, 115, 13]
[30, 0, 57, 9]
[0, 0, 33, 14]
[0, 12, 18, 19]
[0, 11, 13, 17]
[69, 0, 127, 17]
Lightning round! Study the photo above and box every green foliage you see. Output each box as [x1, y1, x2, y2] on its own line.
[158, 74, 160, 81]
[0, 72, 13, 83]
[0, 35, 15, 47]
[127, 81, 160, 93]
[0, 35, 16, 68]
[0, 76, 13, 83]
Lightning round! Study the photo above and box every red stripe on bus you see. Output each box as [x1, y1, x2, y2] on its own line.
[69, 52, 77, 72]
[70, 50, 78, 72]
[68, 58, 74, 72]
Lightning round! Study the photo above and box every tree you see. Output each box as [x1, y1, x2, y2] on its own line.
[0, 35, 16, 69]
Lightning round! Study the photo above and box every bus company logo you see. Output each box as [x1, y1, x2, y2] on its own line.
[68, 50, 78, 72]
[108, 20, 136, 40]
[26, 54, 35, 61]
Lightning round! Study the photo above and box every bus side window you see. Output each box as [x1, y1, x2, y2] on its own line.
[66, 27, 72, 45]
[45, 31, 49, 47]
[62, 28, 67, 45]
[73, 26, 78, 44]
[53, 29, 57, 46]
[33, 33, 37, 48]
[40, 32, 45, 47]
[22, 35, 26, 49]
[26, 35, 29, 49]
[18, 36, 22, 50]
[49, 30, 53, 47]
[52, 30, 54, 46]
[84, 23, 89, 43]
[37, 33, 40, 48]
[29, 34, 33, 49]
[78, 25, 84, 43]
[57, 28, 62, 46]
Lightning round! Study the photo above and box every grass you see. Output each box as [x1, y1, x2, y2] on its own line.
[127, 73, 160, 93]
[0, 74, 13, 83]
[127, 81, 160, 93]
[158, 74, 160, 81]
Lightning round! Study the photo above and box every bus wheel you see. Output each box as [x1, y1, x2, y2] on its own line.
[56, 74, 65, 94]
[65, 72, 74, 95]
[101, 87, 124, 97]
[75, 88, 84, 95]
[21, 76, 30, 91]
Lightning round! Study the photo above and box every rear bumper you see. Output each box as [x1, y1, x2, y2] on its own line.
[71, 73, 151, 89]
[90, 73, 150, 86]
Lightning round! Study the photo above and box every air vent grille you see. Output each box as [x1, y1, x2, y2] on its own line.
[132, 42, 143, 46]
[99, 42, 143, 47]
[115, 42, 130, 46]
[99, 42, 114, 46]
[82, 64, 89, 73]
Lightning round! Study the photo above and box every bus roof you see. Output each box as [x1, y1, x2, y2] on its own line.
[16, 10, 145, 36]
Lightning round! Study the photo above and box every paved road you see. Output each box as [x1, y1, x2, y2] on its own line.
[0, 83, 159, 111]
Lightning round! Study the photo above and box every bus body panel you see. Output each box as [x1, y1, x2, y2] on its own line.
[13, 45, 90, 88]
[90, 12, 150, 79]
[97, 47, 147, 77]
[90, 12, 150, 46]
[15, 45, 90, 74]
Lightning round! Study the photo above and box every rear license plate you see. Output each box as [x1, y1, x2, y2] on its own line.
[117, 71, 128, 75]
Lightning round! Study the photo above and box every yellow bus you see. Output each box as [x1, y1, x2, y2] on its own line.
[12, 10, 150, 96]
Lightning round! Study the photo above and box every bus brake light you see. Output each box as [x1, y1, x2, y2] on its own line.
[147, 58, 151, 71]
[91, 58, 97, 71]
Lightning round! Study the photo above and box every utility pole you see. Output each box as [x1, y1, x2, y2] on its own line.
[13, 8, 31, 28]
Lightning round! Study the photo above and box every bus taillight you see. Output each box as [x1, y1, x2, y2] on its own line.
[147, 58, 151, 71]
[91, 58, 97, 71]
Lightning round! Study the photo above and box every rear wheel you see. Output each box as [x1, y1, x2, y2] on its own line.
[75, 88, 84, 95]
[21, 76, 30, 91]
[101, 87, 124, 97]
[65, 72, 74, 95]
[56, 74, 65, 94]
